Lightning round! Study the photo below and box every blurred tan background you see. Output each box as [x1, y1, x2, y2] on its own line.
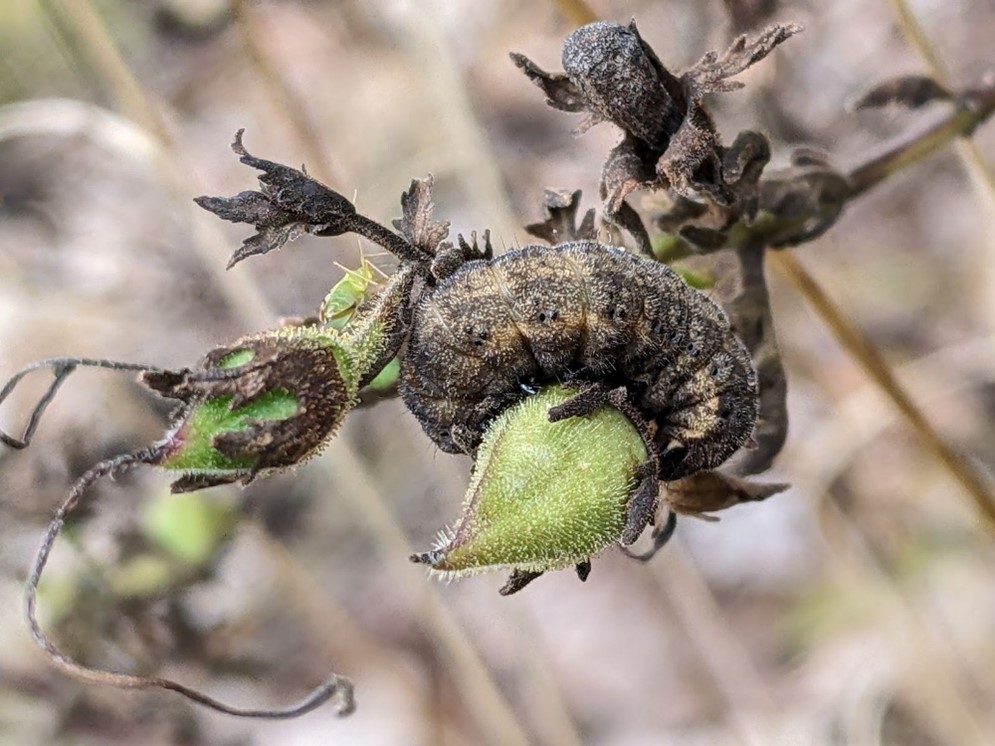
[1, 1, 994, 744]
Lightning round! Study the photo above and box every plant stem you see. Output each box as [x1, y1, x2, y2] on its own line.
[846, 83, 995, 196]
[771, 251, 995, 530]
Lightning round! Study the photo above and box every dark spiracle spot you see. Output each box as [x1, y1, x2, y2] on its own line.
[463, 325, 474, 336]
[478, 330, 489, 340]
[538, 312, 546, 323]
[687, 343, 699, 357]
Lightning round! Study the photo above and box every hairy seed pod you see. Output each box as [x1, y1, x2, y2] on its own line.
[412, 385, 648, 578]
[400, 240, 758, 480]
[144, 328, 356, 491]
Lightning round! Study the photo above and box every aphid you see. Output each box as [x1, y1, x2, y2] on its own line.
[198, 132, 759, 547]
[320, 256, 387, 330]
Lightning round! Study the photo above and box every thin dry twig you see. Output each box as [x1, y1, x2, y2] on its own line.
[883, 0, 995, 327]
[36, 0, 274, 330]
[817, 495, 990, 746]
[38, 0, 172, 146]
[847, 82, 995, 196]
[770, 251, 995, 532]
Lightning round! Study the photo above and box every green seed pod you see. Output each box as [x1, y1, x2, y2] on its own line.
[413, 384, 648, 580]
[136, 262, 417, 493]
[142, 326, 359, 492]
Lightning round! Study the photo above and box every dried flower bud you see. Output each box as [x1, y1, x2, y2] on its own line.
[514, 20, 800, 243]
[142, 328, 357, 492]
[195, 130, 357, 268]
[561, 21, 686, 151]
[412, 385, 648, 582]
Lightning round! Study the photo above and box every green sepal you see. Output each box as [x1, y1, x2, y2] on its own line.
[363, 356, 400, 393]
[161, 391, 299, 474]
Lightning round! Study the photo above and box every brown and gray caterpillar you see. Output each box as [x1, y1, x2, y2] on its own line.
[402, 240, 758, 482]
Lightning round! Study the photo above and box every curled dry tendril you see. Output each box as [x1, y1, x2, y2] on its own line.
[2, 359, 355, 719]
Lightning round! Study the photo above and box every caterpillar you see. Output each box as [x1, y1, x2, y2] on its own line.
[401, 240, 758, 482]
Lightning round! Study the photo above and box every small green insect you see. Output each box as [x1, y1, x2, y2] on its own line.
[320, 255, 388, 330]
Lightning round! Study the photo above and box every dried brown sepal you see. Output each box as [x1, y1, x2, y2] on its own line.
[600, 136, 657, 214]
[651, 145, 847, 254]
[515, 21, 797, 248]
[455, 231, 494, 266]
[656, 100, 727, 204]
[854, 75, 952, 110]
[653, 196, 710, 234]
[679, 226, 730, 252]
[648, 130, 771, 251]
[759, 150, 850, 248]
[430, 230, 493, 280]
[524, 189, 597, 245]
[499, 570, 544, 596]
[681, 23, 803, 99]
[722, 129, 771, 220]
[168, 472, 242, 494]
[391, 176, 451, 256]
[659, 23, 797, 205]
[664, 470, 788, 520]
[194, 130, 357, 268]
[508, 53, 587, 113]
